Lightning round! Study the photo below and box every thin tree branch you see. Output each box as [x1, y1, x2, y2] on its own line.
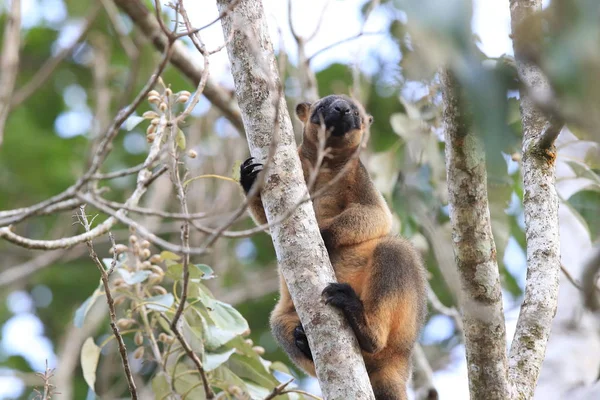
[162, 315, 214, 399]
[0, 40, 174, 229]
[307, 31, 384, 63]
[0, 249, 67, 287]
[427, 283, 463, 332]
[411, 344, 439, 400]
[560, 263, 583, 291]
[0, 198, 82, 219]
[581, 246, 600, 311]
[0, 0, 22, 146]
[264, 378, 294, 400]
[77, 193, 207, 255]
[113, 0, 244, 134]
[78, 206, 138, 399]
[441, 68, 509, 399]
[0, 100, 170, 250]
[100, 0, 138, 59]
[33, 360, 56, 400]
[173, 0, 243, 39]
[538, 116, 564, 151]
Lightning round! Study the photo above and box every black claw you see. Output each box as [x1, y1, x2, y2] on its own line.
[239, 157, 264, 194]
[241, 157, 255, 167]
[293, 324, 313, 361]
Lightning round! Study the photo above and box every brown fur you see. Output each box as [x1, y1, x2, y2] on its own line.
[242, 95, 427, 400]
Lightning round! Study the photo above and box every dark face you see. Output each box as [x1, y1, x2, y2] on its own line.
[309, 95, 362, 137]
[295, 95, 373, 148]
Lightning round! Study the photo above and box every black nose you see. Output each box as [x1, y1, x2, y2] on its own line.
[333, 102, 350, 115]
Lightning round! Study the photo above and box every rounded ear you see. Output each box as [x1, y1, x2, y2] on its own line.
[295, 102, 311, 123]
[367, 115, 374, 125]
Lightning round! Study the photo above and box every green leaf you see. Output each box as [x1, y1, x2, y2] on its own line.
[146, 294, 175, 311]
[231, 160, 242, 181]
[269, 361, 293, 375]
[81, 337, 101, 392]
[188, 285, 250, 350]
[228, 353, 279, 388]
[176, 129, 186, 150]
[244, 381, 272, 399]
[207, 300, 249, 335]
[205, 348, 236, 371]
[152, 372, 171, 400]
[195, 308, 239, 350]
[118, 269, 152, 285]
[125, 115, 146, 131]
[211, 365, 249, 397]
[160, 251, 181, 261]
[73, 282, 103, 328]
[167, 263, 215, 281]
[182, 315, 205, 354]
[195, 264, 215, 279]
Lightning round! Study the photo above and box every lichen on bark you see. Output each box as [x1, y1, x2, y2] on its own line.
[441, 69, 509, 400]
[507, 1, 562, 398]
[216, 0, 375, 398]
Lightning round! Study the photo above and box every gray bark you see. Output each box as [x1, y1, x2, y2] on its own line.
[508, 1, 562, 398]
[441, 69, 509, 400]
[534, 213, 600, 400]
[216, 0, 375, 398]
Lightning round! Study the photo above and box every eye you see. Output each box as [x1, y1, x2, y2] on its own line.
[354, 111, 359, 116]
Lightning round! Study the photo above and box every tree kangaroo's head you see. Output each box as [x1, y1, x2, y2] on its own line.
[295, 95, 373, 149]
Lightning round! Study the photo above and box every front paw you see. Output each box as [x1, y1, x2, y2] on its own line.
[322, 283, 363, 314]
[293, 324, 313, 361]
[239, 157, 263, 194]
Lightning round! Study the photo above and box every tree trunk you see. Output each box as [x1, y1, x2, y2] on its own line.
[441, 69, 509, 400]
[508, 1, 562, 398]
[216, 0, 375, 398]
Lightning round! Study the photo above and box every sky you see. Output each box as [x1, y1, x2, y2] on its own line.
[0, 0, 546, 398]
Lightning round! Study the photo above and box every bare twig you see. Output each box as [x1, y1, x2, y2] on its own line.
[427, 283, 463, 332]
[33, 360, 56, 400]
[0, 41, 174, 230]
[0, 0, 22, 146]
[162, 315, 214, 399]
[0, 249, 66, 287]
[561, 263, 583, 291]
[78, 206, 138, 399]
[263, 378, 294, 400]
[77, 193, 207, 255]
[174, 0, 243, 39]
[92, 162, 158, 180]
[581, 246, 600, 311]
[11, 4, 102, 109]
[174, 0, 211, 124]
[307, 31, 384, 63]
[92, 197, 209, 220]
[411, 344, 439, 400]
[113, 0, 244, 134]
[538, 115, 564, 150]
[100, 0, 138, 59]
[0, 198, 82, 220]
